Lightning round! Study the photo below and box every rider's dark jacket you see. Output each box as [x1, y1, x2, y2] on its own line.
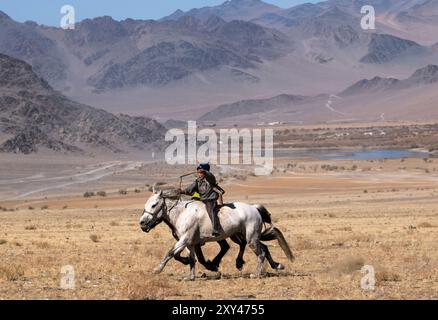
[182, 171, 219, 201]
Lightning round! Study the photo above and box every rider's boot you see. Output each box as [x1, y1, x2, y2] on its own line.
[212, 215, 221, 237]
[206, 201, 221, 236]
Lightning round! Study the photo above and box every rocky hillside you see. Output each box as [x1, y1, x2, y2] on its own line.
[0, 0, 437, 122]
[341, 64, 438, 95]
[199, 64, 438, 123]
[199, 94, 309, 121]
[360, 34, 427, 64]
[0, 54, 166, 154]
[0, 11, 67, 84]
[0, 11, 291, 91]
[162, 0, 281, 22]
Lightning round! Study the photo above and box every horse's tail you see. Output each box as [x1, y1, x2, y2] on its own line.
[263, 227, 294, 262]
[255, 204, 272, 224]
[256, 205, 295, 262]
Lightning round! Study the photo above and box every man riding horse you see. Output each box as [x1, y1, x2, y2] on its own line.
[140, 188, 294, 279]
[179, 163, 225, 236]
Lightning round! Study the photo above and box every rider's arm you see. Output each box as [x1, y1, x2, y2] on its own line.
[182, 181, 198, 196]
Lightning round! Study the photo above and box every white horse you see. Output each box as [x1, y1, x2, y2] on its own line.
[139, 189, 294, 280]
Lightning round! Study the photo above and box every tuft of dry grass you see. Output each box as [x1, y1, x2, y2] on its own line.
[334, 226, 353, 232]
[0, 265, 25, 281]
[0, 239, 7, 245]
[33, 241, 50, 249]
[295, 238, 317, 250]
[376, 271, 402, 284]
[124, 272, 180, 300]
[332, 256, 365, 275]
[25, 225, 37, 230]
[110, 221, 119, 227]
[417, 222, 434, 228]
[89, 234, 100, 243]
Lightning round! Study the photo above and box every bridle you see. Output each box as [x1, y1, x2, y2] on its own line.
[141, 193, 180, 232]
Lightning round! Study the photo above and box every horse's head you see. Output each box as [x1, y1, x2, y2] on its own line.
[139, 190, 166, 233]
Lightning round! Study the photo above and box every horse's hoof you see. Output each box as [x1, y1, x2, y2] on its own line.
[236, 259, 245, 271]
[205, 260, 219, 272]
[276, 263, 285, 270]
[153, 267, 162, 274]
[183, 276, 195, 281]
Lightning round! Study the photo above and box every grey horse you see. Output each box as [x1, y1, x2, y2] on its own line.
[139, 189, 294, 280]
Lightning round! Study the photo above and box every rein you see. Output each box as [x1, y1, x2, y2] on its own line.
[146, 196, 180, 222]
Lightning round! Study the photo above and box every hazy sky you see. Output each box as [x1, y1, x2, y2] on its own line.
[0, 0, 318, 26]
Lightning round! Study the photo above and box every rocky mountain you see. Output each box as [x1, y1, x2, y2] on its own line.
[395, 0, 438, 24]
[199, 64, 438, 124]
[55, 14, 290, 91]
[0, 0, 437, 122]
[360, 34, 427, 64]
[340, 76, 401, 95]
[341, 64, 438, 95]
[406, 64, 438, 85]
[199, 94, 309, 121]
[0, 10, 292, 92]
[0, 54, 166, 154]
[162, 0, 281, 22]
[0, 11, 67, 84]
[85, 17, 289, 90]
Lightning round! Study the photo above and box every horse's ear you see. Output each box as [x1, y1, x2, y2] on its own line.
[152, 183, 156, 194]
[159, 190, 163, 197]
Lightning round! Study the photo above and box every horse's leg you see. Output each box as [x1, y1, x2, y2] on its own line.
[260, 242, 284, 270]
[246, 227, 266, 278]
[209, 240, 230, 269]
[168, 226, 190, 266]
[184, 245, 197, 281]
[250, 240, 265, 278]
[174, 252, 190, 265]
[231, 235, 247, 271]
[153, 236, 188, 274]
[195, 245, 218, 272]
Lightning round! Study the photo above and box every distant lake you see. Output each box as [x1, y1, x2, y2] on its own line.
[274, 149, 431, 161]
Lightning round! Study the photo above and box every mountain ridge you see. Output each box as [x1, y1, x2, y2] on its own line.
[198, 63, 438, 122]
[0, 54, 166, 154]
